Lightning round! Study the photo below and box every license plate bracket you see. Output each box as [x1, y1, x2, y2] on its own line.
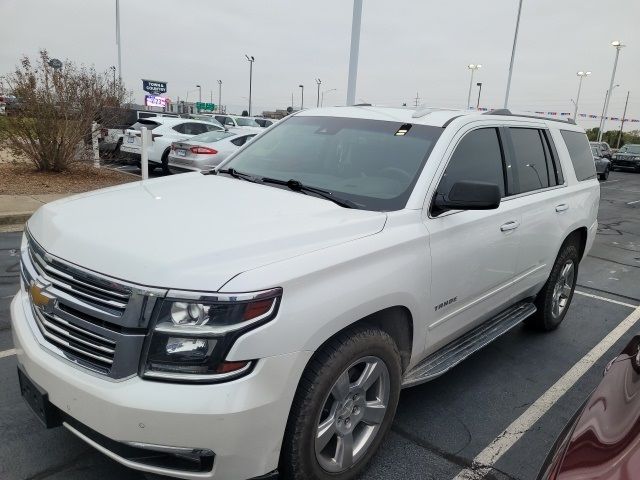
[18, 366, 61, 428]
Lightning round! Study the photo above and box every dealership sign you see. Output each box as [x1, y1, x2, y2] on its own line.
[142, 79, 167, 95]
[145, 95, 168, 108]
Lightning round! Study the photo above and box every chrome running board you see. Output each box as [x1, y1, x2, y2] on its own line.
[402, 302, 536, 388]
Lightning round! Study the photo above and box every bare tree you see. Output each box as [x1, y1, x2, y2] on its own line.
[2, 50, 128, 172]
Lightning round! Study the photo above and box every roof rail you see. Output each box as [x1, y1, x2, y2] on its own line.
[483, 109, 576, 125]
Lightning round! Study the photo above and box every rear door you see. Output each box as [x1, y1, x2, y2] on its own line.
[502, 125, 571, 297]
[426, 125, 521, 349]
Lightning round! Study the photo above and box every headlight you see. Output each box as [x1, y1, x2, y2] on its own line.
[142, 288, 282, 383]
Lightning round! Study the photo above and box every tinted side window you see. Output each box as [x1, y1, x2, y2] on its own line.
[231, 136, 247, 147]
[510, 128, 550, 193]
[172, 123, 186, 134]
[437, 128, 506, 199]
[561, 130, 596, 181]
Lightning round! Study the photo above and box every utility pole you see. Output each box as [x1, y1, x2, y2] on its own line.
[617, 90, 630, 148]
[476, 82, 483, 110]
[346, 0, 363, 106]
[316, 78, 322, 107]
[599, 41, 625, 142]
[299, 85, 305, 110]
[414, 92, 421, 108]
[217, 80, 222, 113]
[115, 0, 122, 83]
[504, 0, 523, 108]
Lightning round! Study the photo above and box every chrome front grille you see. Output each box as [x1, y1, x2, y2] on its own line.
[28, 241, 131, 316]
[20, 232, 166, 379]
[33, 308, 116, 374]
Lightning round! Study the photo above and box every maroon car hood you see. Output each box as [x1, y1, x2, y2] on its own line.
[547, 335, 640, 480]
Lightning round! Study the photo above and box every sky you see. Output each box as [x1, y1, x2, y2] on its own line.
[2, 0, 639, 131]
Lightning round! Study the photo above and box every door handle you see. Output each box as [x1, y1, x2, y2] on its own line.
[500, 221, 520, 232]
[555, 204, 569, 213]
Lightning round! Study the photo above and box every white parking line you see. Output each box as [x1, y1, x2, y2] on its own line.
[627, 199, 640, 205]
[574, 290, 638, 309]
[0, 348, 16, 359]
[453, 302, 640, 480]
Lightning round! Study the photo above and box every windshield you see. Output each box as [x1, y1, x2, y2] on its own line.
[234, 117, 260, 127]
[190, 131, 235, 143]
[223, 116, 442, 211]
[620, 144, 640, 154]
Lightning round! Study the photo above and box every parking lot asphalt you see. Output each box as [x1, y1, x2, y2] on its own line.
[1, 171, 639, 480]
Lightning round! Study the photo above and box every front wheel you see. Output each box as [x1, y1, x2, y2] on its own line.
[280, 326, 401, 480]
[526, 242, 580, 331]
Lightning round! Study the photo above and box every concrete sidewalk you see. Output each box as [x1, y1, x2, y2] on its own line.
[0, 194, 69, 230]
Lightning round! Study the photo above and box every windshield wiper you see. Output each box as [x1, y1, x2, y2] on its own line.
[260, 177, 358, 209]
[216, 168, 259, 183]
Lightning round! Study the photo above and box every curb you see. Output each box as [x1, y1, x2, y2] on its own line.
[0, 212, 31, 226]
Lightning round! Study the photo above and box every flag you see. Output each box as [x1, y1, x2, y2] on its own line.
[579, 114, 587, 117]
[560, 112, 570, 116]
[547, 112, 557, 115]
[589, 115, 598, 118]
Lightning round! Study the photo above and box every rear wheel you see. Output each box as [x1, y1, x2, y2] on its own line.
[526, 242, 579, 331]
[280, 326, 401, 480]
[161, 150, 171, 175]
[599, 168, 610, 181]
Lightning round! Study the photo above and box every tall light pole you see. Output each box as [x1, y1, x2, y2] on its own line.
[322, 88, 337, 107]
[245, 55, 255, 116]
[316, 78, 322, 107]
[573, 71, 591, 120]
[217, 80, 222, 113]
[616, 91, 630, 148]
[115, 0, 122, 83]
[476, 82, 483, 110]
[599, 41, 625, 142]
[299, 84, 304, 110]
[466, 64, 482, 108]
[504, 0, 523, 108]
[598, 85, 619, 139]
[346, 0, 363, 106]
[196, 84, 202, 103]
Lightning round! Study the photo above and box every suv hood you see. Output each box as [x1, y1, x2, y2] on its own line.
[27, 174, 387, 291]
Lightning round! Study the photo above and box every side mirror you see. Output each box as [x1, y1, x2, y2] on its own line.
[433, 181, 501, 214]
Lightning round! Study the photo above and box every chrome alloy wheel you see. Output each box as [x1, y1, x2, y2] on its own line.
[314, 356, 390, 473]
[552, 260, 575, 318]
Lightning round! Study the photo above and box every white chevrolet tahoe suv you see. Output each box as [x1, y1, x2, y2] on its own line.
[12, 106, 599, 480]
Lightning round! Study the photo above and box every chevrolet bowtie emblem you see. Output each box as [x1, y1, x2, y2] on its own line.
[29, 281, 55, 313]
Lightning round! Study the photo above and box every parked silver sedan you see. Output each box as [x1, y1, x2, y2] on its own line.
[591, 145, 611, 181]
[167, 130, 257, 173]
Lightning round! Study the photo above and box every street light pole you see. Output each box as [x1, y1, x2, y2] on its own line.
[573, 71, 591, 120]
[245, 55, 255, 116]
[617, 90, 630, 149]
[217, 80, 222, 113]
[115, 0, 122, 83]
[299, 85, 304, 110]
[598, 85, 619, 140]
[476, 82, 483, 110]
[316, 78, 322, 107]
[504, 0, 523, 109]
[599, 41, 625, 142]
[466, 64, 482, 108]
[346, 0, 363, 106]
[196, 84, 202, 103]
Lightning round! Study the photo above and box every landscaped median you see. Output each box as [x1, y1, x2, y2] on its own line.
[0, 149, 136, 229]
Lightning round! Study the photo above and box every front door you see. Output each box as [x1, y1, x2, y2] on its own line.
[425, 126, 521, 351]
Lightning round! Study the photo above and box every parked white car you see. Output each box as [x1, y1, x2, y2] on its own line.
[13, 106, 599, 480]
[167, 130, 257, 173]
[214, 114, 263, 133]
[119, 117, 224, 173]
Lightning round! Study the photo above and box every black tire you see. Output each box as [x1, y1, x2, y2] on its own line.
[526, 242, 580, 331]
[280, 325, 402, 480]
[599, 168, 609, 181]
[161, 150, 171, 175]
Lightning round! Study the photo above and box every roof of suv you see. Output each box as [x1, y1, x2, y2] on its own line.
[296, 106, 582, 130]
[138, 117, 213, 126]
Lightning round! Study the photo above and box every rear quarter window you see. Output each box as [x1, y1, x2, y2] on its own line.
[560, 130, 596, 181]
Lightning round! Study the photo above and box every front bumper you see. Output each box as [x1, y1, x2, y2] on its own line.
[611, 158, 640, 169]
[11, 291, 310, 480]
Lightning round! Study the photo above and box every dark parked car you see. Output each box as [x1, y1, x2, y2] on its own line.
[538, 334, 640, 480]
[590, 146, 611, 181]
[589, 141, 613, 159]
[611, 143, 640, 172]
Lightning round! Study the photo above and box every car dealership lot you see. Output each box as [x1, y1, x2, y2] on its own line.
[0, 172, 639, 480]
